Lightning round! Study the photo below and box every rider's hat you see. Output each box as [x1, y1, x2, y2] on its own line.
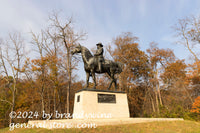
[96, 42, 103, 47]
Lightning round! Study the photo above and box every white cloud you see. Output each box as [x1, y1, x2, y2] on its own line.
[0, 0, 46, 35]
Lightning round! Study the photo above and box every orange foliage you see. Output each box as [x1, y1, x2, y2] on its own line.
[161, 60, 187, 83]
[147, 42, 175, 68]
[191, 96, 200, 114]
[112, 32, 150, 83]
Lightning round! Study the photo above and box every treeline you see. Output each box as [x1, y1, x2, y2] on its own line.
[108, 32, 199, 120]
[0, 13, 200, 128]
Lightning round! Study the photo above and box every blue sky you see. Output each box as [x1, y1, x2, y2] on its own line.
[0, 0, 200, 79]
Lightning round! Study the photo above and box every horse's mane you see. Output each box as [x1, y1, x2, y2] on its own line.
[81, 46, 93, 62]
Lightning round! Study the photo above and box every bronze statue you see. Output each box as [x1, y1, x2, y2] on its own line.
[71, 44, 123, 90]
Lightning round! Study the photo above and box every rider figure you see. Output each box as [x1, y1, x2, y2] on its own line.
[94, 42, 104, 72]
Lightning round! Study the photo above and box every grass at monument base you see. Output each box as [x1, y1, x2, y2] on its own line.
[0, 120, 200, 133]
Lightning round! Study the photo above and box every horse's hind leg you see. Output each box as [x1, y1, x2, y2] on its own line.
[107, 71, 114, 90]
[110, 74, 118, 91]
[114, 78, 117, 91]
[107, 79, 114, 90]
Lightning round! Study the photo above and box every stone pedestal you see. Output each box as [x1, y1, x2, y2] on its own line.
[73, 89, 130, 119]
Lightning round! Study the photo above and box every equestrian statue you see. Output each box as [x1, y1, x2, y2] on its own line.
[71, 43, 123, 90]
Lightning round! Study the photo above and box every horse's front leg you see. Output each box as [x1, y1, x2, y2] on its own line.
[91, 70, 96, 89]
[86, 72, 90, 88]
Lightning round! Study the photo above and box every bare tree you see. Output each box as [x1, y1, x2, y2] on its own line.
[0, 32, 25, 124]
[48, 12, 86, 114]
[174, 15, 200, 61]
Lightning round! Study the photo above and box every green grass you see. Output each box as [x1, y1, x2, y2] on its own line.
[0, 120, 200, 133]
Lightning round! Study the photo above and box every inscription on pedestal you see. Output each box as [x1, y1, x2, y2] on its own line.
[98, 94, 116, 103]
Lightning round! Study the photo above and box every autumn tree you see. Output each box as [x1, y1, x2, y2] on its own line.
[146, 42, 176, 114]
[29, 30, 51, 117]
[160, 59, 194, 116]
[30, 29, 64, 116]
[174, 15, 200, 115]
[109, 32, 150, 87]
[108, 32, 150, 116]
[187, 61, 200, 98]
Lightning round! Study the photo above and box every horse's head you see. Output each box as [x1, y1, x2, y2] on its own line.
[71, 44, 82, 55]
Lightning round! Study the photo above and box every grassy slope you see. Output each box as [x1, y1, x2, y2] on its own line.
[0, 120, 200, 133]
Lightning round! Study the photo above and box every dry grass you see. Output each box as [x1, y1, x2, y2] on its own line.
[0, 120, 200, 133]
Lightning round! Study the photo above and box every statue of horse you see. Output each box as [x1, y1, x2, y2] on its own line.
[71, 44, 123, 90]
